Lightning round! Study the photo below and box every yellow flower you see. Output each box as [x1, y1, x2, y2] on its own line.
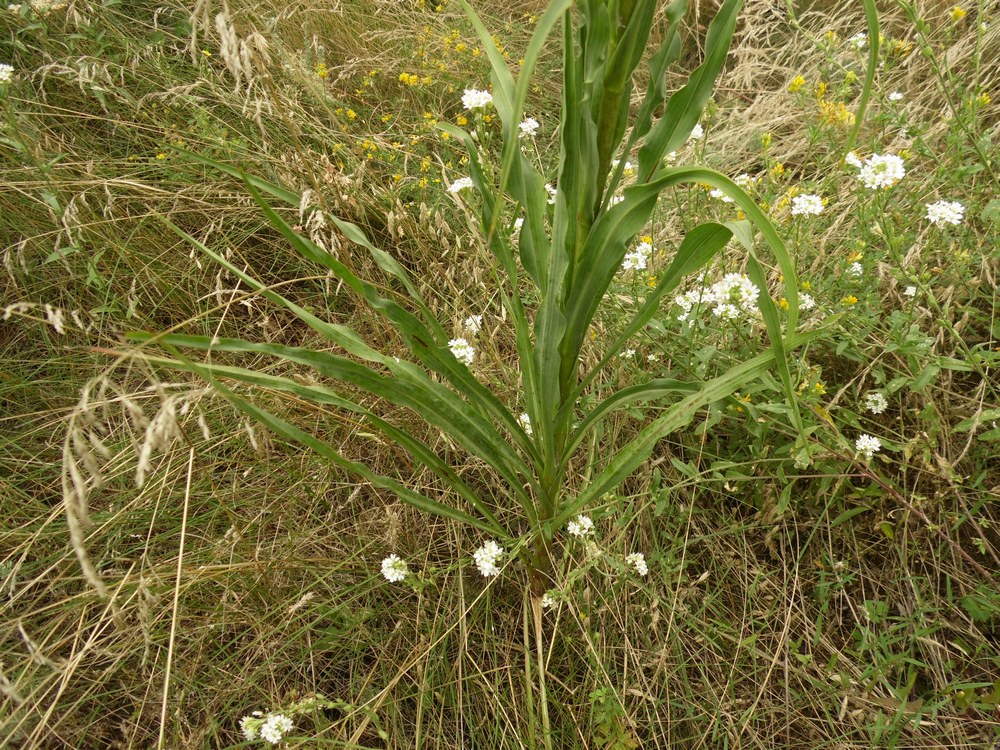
[769, 162, 785, 179]
[456, 114, 468, 126]
[346, 109, 357, 120]
[841, 295, 858, 306]
[949, 6, 966, 22]
[844, 71, 858, 85]
[155, 152, 166, 160]
[812, 381, 826, 395]
[788, 75, 806, 93]
[975, 92, 991, 107]
[316, 63, 328, 79]
[646, 275, 658, 289]
[640, 235, 652, 244]
[801, 280, 811, 291]
[847, 250, 863, 262]
[778, 297, 789, 310]
[815, 81, 827, 98]
[201, 50, 212, 57]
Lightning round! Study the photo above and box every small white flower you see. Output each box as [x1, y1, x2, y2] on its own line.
[545, 183, 557, 205]
[519, 117, 540, 137]
[462, 88, 493, 110]
[664, 150, 678, 164]
[647, 353, 659, 362]
[622, 241, 652, 272]
[847, 262, 863, 277]
[855, 433, 882, 460]
[904, 285, 917, 297]
[240, 715, 260, 742]
[612, 158, 636, 176]
[626, 552, 649, 576]
[688, 123, 704, 142]
[0, 63, 13, 83]
[799, 293, 816, 310]
[619, 348, 636, 358]
[864, 391, 888, 415]
[858, 153, 905, 190]
[511, 216, 524, 236]
[709, 188, 734, 203]
[608, 194, 625, 207]
[541, 591, 556, 609]
[260, 714, 294, 745]
[381, 554, 409, 582]
[464, 315, 483, 334]
[473, 540, 504, 578]
[448, 176, 474, 194]
[448, 337, 475, 366]
[925, 200, 964, 226]
[848, 32, 867, 50]
[567, 514, 594, 538]
[517, 412, 533, 436]
[734, 173, 757, 188]
[791, 193, 824, 216]
[888, 91, 904, 102]
[844, 151, 863, 169]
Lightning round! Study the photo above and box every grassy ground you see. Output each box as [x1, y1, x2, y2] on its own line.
[2, 0, 999, 747]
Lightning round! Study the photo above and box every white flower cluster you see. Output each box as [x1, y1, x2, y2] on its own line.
[448, 176, 474, 194]
[904, 285, 917, 297]
[517, 412, 533, 436]
[626, 552, 648, 576]
[541, 591, 556, 609]
[545, 182, 557, 205]
[567, 514, 594, 538]
[611, 158, 636, 177]
[710, 174, 755, 203]
[0, 63, 13, 83]
[799, 292, 816, 310]
[689, 123, 704, 141]
[925, 200, 964, 226]
[473, 540, 504, 578]
[864, 391, 888, 415]
[856, 153, 906, 190]
[674, 273, 760, 322]
[448, 337, 475, 366]
[622, 241, 653, 272]
[847, 262, 863, 277]
[888, 91, 904, 102]
[519, 117, 540, 137]
[462, 88, 493, 110]
[464, 315, 483, 335]
[791, 194, 824, 216]
[848, 32, 867, 49]
[855, 434, 882, 460]
[240, 712, 294, 745]
[381, 554, 409, 582]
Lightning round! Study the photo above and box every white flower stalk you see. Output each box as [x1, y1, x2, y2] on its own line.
[688, 123, 704, 142]
[855, 434, 882, 460]
[674, 273, 760, 323]
[381, 554, 409, 582]
[864, 391, 888, 415]
[448, 176, 474, 194]
[473, 540, 504, 578]
[925, 200, 964, 226]
[240, 712, 263, 741]
[448, 337, 475, 366]
[259, 714, 294, 745]
[0, 63, 13, 83]
[567, 514, 594, 538]
[847, 262, 863, 277]
[790, 194, 823, 216]
[626, 552, 649, 576]
[517, 412, 533, 436]
[799, 293, 816, 310]
[464, 315, 483, 335]
[858, 153, 905, 190]
[461, 88, 492, 110]
[622, 241, 652, 272]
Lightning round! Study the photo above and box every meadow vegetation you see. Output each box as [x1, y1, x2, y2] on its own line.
[1, 0, 999, 747]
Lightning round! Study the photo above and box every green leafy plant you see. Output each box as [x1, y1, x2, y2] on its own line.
[133, 0, 836, 596]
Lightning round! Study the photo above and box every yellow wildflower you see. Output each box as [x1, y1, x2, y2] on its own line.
[456, 114, 468, 126]
[841, 295, 858, 306]
[950, 6, 966, 21]
[316, 63, 328, 79]
[788, 75, 806, 93]
[778, 297, 789, 310]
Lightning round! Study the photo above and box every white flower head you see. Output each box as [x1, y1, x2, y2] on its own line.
[448, 337, 475, 366]
[904, 285, 917, 297]
[517, 412, 533, 436]
[848, 32, 867, 49]
[0, 63, 13, 83]
[709, 188, 734, 203]
[381, 554, 409, 582]
[799, 292, 816, 310]
[541, 591, 556, 609]
[688, 123, 704, 142]
[855, 433, 882, 460]
[608, 194, 625, 207]
[925, 200, 964, 226]
[567, 514, 594, 538]
[545, 182, 557, 205]
[462, 88, 493, 110]
[519, 117, 540, 137]
[888, 91, 904, 102]
[511, 216, 524, 237]
[858, 153, 905, 190]
[260, 714, 294, 745]
[464, 315, 483, 335]
[626, 552, 649, 576]
[674, 273, 760, 323]
[845, 151, 863, 169]
[473, 540, 504, 578]
[448, 176, 474, 194]
[864, 391, 888, 415]
[622, 241, 652, 272]
[791, 193, 824, 216]
[240, 715, 260, 742]
[847, 261, 863, 277]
